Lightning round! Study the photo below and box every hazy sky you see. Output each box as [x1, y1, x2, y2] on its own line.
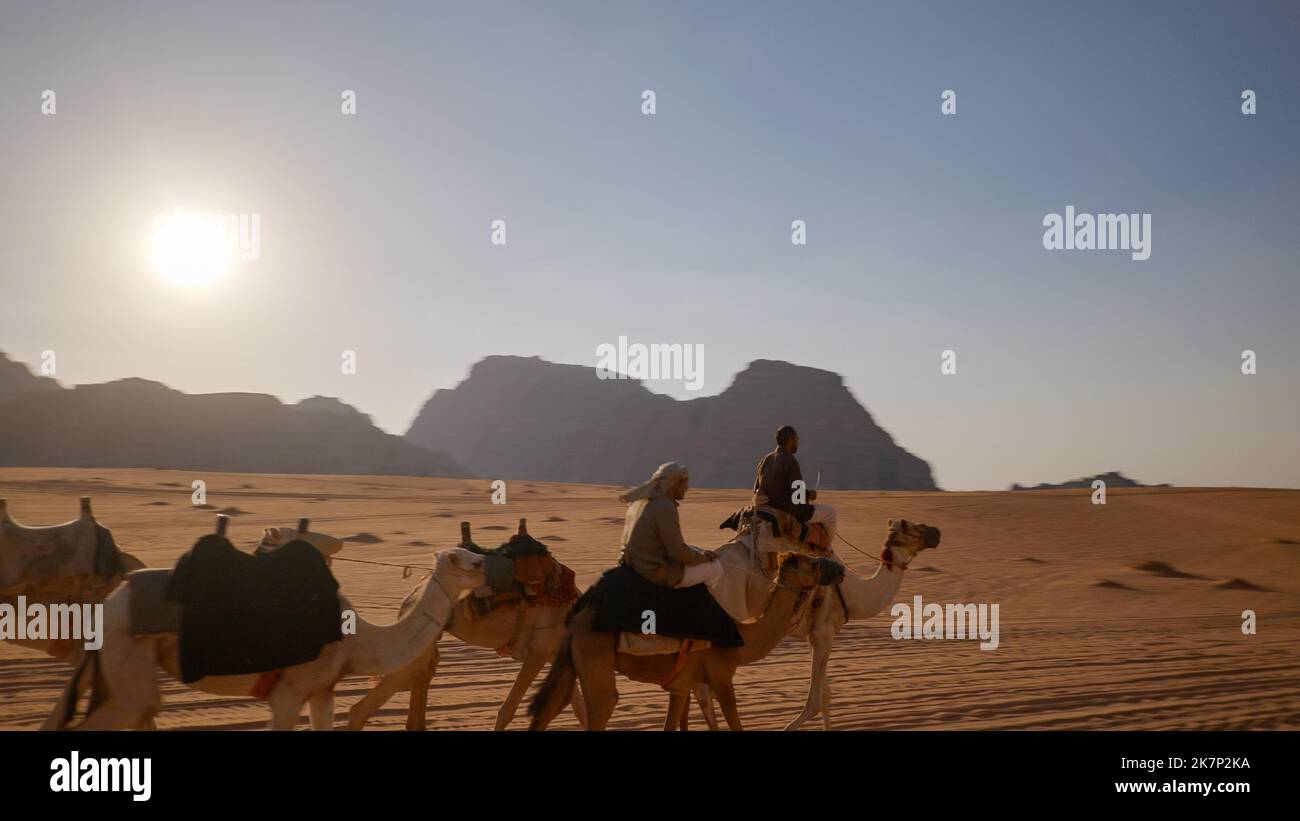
[2, 1, 1297, 490]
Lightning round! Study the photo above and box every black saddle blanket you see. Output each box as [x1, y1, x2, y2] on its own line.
[165, 534, 342, 683]
[585, 564, 743, 648]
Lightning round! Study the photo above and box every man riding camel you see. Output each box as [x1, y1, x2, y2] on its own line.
[754, 425, 838, 544]
[618, 462, 723, 589]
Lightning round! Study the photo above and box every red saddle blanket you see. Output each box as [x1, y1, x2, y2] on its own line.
[467, 553, 579, 620]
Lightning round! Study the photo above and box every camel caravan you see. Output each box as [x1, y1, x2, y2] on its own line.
[3, 425, 941, 731]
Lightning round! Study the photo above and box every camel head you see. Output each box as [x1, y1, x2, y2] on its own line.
[882, 518, 940, 569]
[777, 553, 846, 590]
[256, 527, 344, 559]
[431, 547, 489, 597]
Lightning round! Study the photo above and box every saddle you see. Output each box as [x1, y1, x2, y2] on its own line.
[718, 504, 831, 551]
[578, 564, 744, 648]
[617, 632, 711, 656]
[462, 534, 579, 621]
[150, 534, 342, 683]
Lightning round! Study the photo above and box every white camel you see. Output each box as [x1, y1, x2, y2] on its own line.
[694, 516, 940, 730]
[48, 518, 487, 731]
[1, 497, 146, 663]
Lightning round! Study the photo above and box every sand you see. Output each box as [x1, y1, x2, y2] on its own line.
[2, 468, 1298, 730]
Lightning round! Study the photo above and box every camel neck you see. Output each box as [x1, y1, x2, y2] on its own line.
[734, 583, 803, 664]
[840, 560, 906, 622]
[351, 575, 455, 676]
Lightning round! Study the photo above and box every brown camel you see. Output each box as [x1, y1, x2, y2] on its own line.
[528, 553, 844, 731]
[347, 519, 586, 730]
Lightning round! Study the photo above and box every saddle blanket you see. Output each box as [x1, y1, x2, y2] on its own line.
[583, 564, 743, 647]
[165, 534, 342, 683]
[618, 632, 712, 656]
[465, 534, 580, 620]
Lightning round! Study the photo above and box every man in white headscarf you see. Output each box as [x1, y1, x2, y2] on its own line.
[618, 462, 722, 589]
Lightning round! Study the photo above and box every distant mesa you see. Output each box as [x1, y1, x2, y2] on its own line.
[0, 350, 935, 488]
[406, 356, 937, 490]
[0, 351, 465, 479]
[0, 352, 62, 403]
[1011, 471, 1168, 490]
[217, 507, 248, 516]
[342, 532, 383, 544]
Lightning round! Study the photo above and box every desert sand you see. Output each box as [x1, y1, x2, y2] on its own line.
[2, 468, 1298, 730]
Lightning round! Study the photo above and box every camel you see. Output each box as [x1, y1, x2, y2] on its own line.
[694, 517, 940, 730]
[350, 511, 823, 731]
[347, 519, 587, 731]
[528, 552, 844, 731]
[47, 516, 488, 731]
[0, 497, 146, 663]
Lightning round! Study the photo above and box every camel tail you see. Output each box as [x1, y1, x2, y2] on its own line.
[527, 632, 576, 730]
[47, 650, 97, 730]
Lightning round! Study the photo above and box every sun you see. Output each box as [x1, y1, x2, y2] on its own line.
[150, 212, 231, 286]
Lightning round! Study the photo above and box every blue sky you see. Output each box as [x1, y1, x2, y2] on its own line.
[1, 1, 1297, 489]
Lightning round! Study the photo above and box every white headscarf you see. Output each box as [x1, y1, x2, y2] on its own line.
[618, 462, 689, 503]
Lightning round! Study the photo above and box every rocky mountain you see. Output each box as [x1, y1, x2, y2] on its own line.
[0, 362, 465, 477]
[0, 352, 62, 403]
[406, 356, 937, 489]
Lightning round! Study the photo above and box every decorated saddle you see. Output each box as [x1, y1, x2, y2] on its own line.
[461, 533, 579, 620]
[718, 504, 832, 551]
[127, 534, 343, 684]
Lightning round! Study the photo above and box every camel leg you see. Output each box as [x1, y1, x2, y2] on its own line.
[405, 643, 439, 731]
[495, 648, 548, 731]
[348, 665, 414, 731]
[664, 691, 690, 731]
[694, 682, 719, 731]
[75, 641, 159, 731]
[267, 687, 306, 730]
[714, 680, 743, 731]
[784, 631, 833, 731]
[820, 676, 834, 730]
[570, 635, 617, 731]
[308, 691, 335, 731]
[569, 679, 589, 729]
[43, 658, 92, 730]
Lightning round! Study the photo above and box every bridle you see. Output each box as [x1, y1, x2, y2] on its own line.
[879, 541, 917, 572]
[417, 554, 477, 623]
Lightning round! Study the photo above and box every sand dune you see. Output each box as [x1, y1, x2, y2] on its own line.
[2, 468, 1298, 730]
